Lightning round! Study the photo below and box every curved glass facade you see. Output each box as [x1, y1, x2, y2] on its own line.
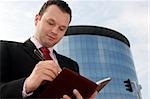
[54, 26, 140, 99]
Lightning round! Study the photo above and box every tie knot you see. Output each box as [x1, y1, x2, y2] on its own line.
[39, 47, 52, 60]
[39, 47, 50, 54]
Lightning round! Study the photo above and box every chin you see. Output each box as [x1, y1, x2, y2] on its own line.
[46, 42, 55, 48]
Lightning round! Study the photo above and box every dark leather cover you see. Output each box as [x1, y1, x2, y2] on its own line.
[38, 68, 98, 98]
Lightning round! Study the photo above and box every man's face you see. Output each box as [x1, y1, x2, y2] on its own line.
[34, 5, 70, 47]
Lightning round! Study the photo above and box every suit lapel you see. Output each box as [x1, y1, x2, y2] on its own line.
[23, 39, 40, 61]
[53, 50, 64, 69]
[23, 39, 64, 68]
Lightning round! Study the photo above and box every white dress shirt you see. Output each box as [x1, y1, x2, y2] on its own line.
[22, 36, 59, 97]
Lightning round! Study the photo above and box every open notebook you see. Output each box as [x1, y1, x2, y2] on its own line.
[37, 67, 111, 98]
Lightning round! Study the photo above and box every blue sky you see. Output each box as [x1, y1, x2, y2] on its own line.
[0, 0, 149, 98]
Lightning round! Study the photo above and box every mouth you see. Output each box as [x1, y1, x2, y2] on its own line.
[47, 34, 56, 41]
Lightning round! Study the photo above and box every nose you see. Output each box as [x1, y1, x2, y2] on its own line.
[51, 26, 58, 35]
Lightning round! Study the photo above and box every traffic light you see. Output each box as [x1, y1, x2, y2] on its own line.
[124, 79, 133, 92]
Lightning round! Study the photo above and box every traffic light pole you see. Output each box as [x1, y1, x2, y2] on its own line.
[124, 79, 142, 99]
[136, 91, 142, 99]
[131, 81, 142, 99]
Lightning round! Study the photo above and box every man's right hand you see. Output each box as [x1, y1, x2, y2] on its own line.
[24, 60, 62, 93]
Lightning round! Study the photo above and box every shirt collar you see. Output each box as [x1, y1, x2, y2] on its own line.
[30, 36, 54, 53]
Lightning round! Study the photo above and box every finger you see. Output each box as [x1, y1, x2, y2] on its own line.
[90, 91, 97, 99]
[58, 65, 62, 73]
[45, 60, 62, 75]
[39, 61, 60, 76]
[62, 95, 71, 99]
[73, 89, 83, 99]
[50, 61, 62, 74]
[33, 68, 56, 82]
[42, 67, 58, 78]
[35, 66, 56, 80]
[41, 71, 56, 81]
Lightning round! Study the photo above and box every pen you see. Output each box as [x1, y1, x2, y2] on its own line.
[34, 49, 45, 61]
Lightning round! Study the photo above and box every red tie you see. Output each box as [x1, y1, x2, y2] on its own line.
[39, 47, 52, 60]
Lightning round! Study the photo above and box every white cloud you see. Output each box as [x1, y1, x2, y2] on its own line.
[0, 1, 42, 42]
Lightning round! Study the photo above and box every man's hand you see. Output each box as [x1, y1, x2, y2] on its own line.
[89, 91, 97, 99]
[62, 89, 97, 99]
[24, 60, 62, 93]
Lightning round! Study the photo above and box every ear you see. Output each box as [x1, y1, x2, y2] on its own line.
[34, 14, 41, 26]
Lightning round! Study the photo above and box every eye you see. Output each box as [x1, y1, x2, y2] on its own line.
[59, 27, 66, 31]
[48, 21, 54, 25]
[47, 20, 55, 26]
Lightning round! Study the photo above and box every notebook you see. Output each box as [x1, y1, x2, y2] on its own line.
[38, 67, 111, 98]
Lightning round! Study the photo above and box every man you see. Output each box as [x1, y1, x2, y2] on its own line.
[0, 0, 96, 98]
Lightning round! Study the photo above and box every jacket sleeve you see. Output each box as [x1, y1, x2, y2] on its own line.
[0, 40, 25, 98]
[0, 78, 26, 98]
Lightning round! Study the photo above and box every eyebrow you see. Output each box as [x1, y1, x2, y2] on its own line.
[47, 18, 68, 29]
[47, 19, 55, 23]
[60, 25, 67, 29]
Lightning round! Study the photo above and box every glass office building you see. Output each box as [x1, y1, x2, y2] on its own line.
[54, 26, 140, 99]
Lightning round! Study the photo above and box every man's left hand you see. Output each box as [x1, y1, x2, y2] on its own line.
[61, 89, 97, 99]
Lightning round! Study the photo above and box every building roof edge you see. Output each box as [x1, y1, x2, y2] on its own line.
[65, 25, 130, 47]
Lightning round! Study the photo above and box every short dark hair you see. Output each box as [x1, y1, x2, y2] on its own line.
[38, 0, 72, 22]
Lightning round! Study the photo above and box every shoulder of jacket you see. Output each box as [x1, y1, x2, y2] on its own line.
[53, 50, 72, 61]
[0, 40, 23, 44]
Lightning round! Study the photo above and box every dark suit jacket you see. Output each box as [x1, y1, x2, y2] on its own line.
[0, 39, 79, 98]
